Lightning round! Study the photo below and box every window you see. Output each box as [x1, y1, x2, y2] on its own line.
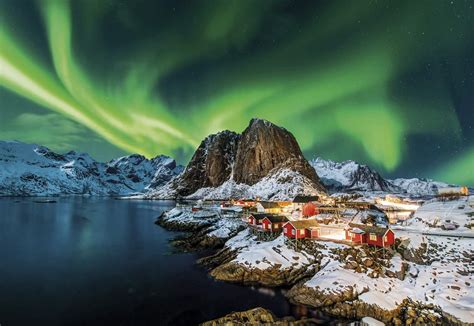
[384, 235, 388, 242]
[291, 229, 295, 235]
[275, 224, 279, 229]
[369, 233, 377, 241]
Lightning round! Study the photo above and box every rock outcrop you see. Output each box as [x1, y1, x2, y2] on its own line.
[201, 307, 319, 326]
[233, 119, 321, 187]
[174, 131, 240, 196]
[209, 261, 318, 287]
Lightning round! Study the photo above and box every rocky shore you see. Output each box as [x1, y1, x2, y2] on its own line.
[156, 207, 474, 325]
[201, 307, 320, 326]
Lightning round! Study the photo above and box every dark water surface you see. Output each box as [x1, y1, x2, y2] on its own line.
[0, 198, 339, 325]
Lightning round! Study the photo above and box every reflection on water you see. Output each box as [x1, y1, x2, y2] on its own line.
[0, 197, 344, 325]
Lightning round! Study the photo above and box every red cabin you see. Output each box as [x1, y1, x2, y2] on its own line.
[261, 215, 289, 232]
[302, 202, 319, 217]
[345, 223, 395, 247]
[247, 213, 276, 226]
[283, 220, 319, 239]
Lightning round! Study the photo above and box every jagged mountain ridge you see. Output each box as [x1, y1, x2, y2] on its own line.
[310, 157, 396, 192]
[0, 141, 183, 196]
[150, 118, 326, 199]
[310, 157, 453, 196]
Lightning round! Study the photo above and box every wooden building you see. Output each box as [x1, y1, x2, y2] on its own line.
[256, 201, 283, 214]
[283, 220, 319, 239]
[261, 215, 289, 232]
[247, 213, 268, 226]
[345, 223, 395, 247]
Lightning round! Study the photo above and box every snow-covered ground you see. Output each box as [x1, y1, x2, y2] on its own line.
[187, 169, 322, 201]
[406, 196, 474, 232]
[212, 196, 474, 323]
[160, 207, 244, 239]
[303, 237, 473, 323]
[226, 230, 314, 269]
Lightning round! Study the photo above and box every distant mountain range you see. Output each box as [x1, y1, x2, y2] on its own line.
[0, 119, 455, 198]
[310, 157, 451, 196]
[0, 141, 183, 196]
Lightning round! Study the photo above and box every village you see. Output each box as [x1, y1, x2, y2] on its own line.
[186, 186, 473, 252]
[157, 185, 474, 325]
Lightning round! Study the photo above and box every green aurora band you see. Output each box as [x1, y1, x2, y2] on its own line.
[0, 0, 472, 184]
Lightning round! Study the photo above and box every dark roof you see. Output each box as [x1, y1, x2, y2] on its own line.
[285, 219, 319, 229]
[293, 195, 319, 203]
[258, 201, 281, 208]
[249, 213, 274, 220]
[262, 215, 289, 223]
[348, 223, 391, 236]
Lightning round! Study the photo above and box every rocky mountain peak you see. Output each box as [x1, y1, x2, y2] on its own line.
[233, 118, 322, 187]
[172, 119, 325, 197]
[176, 130, 240, 195]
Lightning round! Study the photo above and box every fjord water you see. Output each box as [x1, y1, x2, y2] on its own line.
[0, 197, 327, 325]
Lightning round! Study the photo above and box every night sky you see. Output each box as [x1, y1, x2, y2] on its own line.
[1, 0, 473, 185]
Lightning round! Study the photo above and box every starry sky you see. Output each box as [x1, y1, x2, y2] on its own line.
[1, 0, 473, 185]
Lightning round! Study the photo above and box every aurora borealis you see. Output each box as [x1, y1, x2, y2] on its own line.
[0, 0, 473, 185]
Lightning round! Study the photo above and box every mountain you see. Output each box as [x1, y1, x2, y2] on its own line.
[0, 141, 183, 196]
[388, 178, 450, 196]
[174, 130, 240, 196]
[148, 118, 326, 200]
[310, 157, 453, 196]
[310, 157, 396, 192]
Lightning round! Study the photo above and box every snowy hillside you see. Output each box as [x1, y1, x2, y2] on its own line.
[187, 169, 321, 201]
[0, 141, 182, 196]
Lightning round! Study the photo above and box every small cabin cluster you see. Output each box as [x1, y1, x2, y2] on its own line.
[241, 195, 396, 248]
[281, 221, 395, 247]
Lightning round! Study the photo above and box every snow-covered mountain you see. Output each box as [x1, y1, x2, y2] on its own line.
[186, 169, 322, 201]
[388, 178, 450, 197]
[310, 157, 397, 192]
[310, 157, 453, 196]
[0, 141, 183, 196]
[147, 119, 326, 200]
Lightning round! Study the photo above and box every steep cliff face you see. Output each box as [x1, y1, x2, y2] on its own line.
[164, 118, 325, 199]
[174, 131, 240, 196]
[233, 119, 321, 187]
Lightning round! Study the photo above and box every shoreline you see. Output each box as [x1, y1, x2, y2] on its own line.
[157, 206, 473, 325]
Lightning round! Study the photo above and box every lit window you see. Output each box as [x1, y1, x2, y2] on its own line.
[384, 236, 388, 242]
[369, 233, 377, 241]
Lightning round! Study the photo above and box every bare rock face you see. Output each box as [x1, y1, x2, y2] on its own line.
[233, 119, 321, 187]
[175, 130, 240, 196]
[172, 118, 325, 197]
[201, 307, 320, 326]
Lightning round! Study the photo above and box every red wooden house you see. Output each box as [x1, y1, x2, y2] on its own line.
[345, 223, 395, 247]
[283, 220, 319, 239]
[248, 213, 277, 226]
[261, 215, 289, 232]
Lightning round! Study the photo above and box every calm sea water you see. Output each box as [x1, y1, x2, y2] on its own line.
[0, 197, 341, 325]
